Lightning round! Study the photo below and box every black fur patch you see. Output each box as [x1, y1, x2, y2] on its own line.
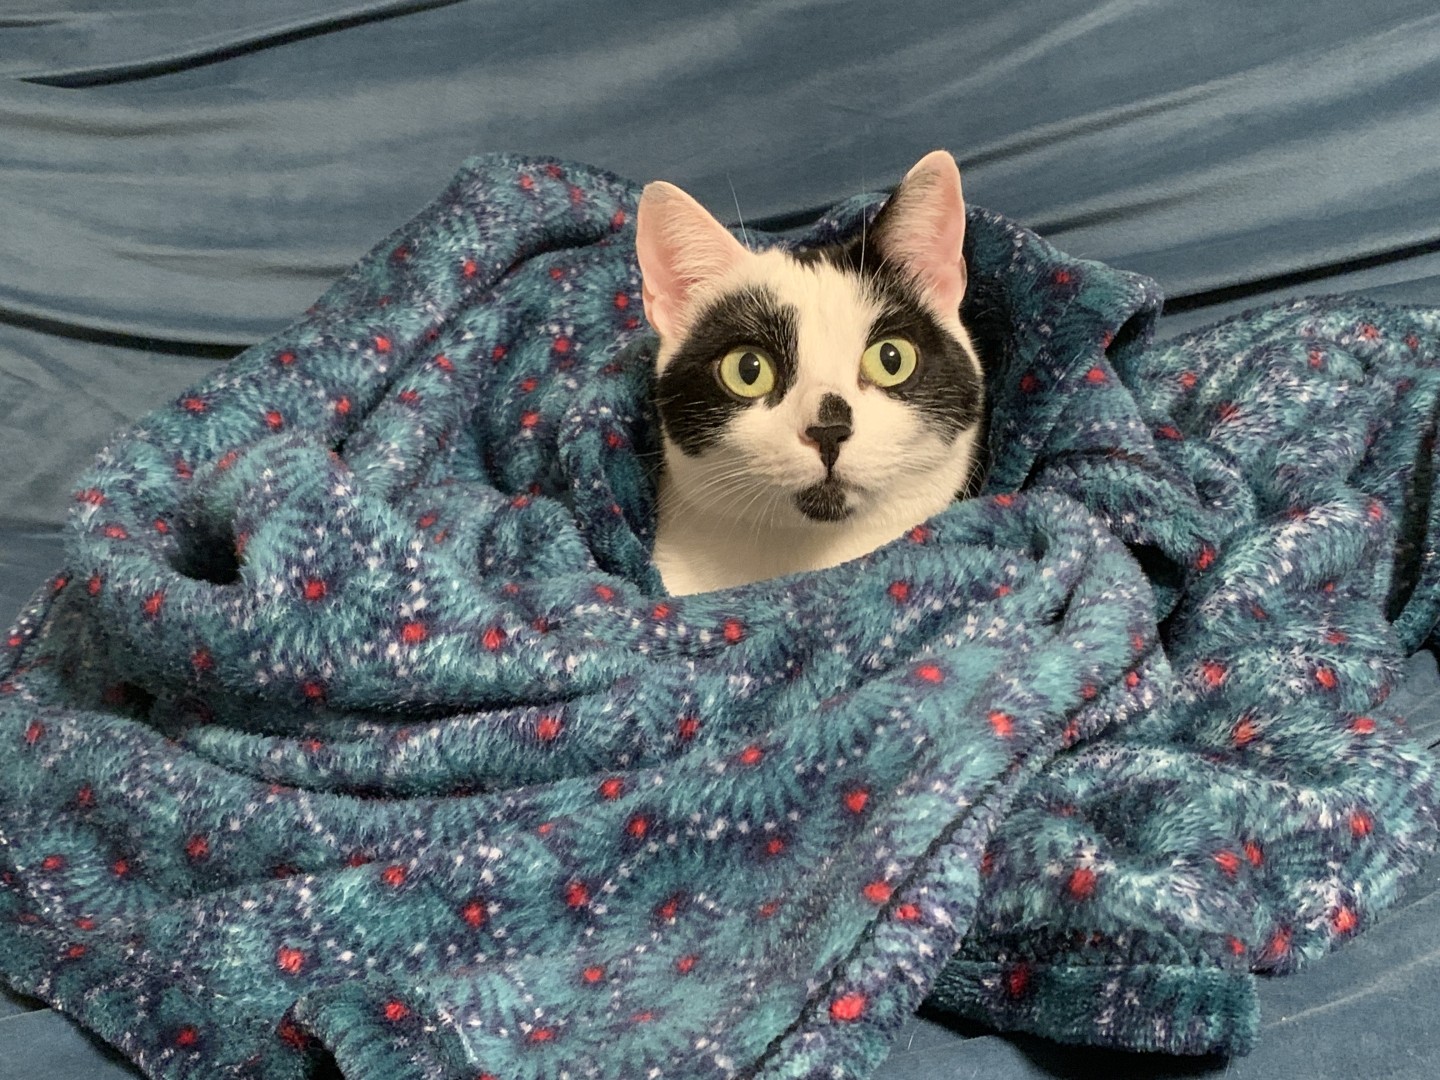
[814, 393, 852, 429]
[794, 478, 851, 522]
[863, 279, 984, 439]
[805, 393, 853, 473]
[654, 287, 798, 457]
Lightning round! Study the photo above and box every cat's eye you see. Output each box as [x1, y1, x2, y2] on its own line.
[717, 347, 777, 399]
[861, 337, 919, 388]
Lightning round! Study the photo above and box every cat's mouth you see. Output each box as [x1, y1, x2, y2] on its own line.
[793, 478, 853, 522]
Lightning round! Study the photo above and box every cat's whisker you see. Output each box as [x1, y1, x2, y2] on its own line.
[663, 469, 766, 521]
[756, 494, 787, 549]
[727, 174, 750, 251]
[715, 482, 776, 536]
[682, 466, 757, 501]
[858, 129, 869, 269]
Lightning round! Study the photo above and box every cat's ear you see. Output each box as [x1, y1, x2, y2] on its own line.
[871, 150, 968, 314]
[636, 181, 750, 340]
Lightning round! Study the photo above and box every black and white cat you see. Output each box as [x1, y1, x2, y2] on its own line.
[636, 151, 985, 595]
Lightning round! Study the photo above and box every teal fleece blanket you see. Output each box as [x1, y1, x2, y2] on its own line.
[1, 155, 1438, 1080]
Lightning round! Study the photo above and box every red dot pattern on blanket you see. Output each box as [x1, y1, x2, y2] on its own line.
[3, 155, 1435, 1080]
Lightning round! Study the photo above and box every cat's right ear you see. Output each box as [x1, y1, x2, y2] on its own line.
[636, 182, 749, 340]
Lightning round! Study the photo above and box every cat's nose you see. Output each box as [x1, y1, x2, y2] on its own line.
[802, 394, 853, 472]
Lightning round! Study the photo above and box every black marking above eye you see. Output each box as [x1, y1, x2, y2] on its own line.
[655, 288, 798, 456]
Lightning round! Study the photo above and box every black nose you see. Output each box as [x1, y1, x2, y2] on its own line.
[804, 394, 853, 472]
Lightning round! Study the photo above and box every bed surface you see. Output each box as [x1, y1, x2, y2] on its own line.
[3, 2, 1440, 1077]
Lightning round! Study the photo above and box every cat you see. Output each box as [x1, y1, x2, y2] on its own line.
[636, 150, 985, 596]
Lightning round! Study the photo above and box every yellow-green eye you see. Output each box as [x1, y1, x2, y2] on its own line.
[861, 337, 919, 387]
[718, 347, 777, 399]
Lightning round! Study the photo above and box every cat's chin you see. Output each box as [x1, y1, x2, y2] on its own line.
[792, 479, 853, 523]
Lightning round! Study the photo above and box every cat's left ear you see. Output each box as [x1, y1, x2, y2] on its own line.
[636, 181, 750, 341]
[871, 150, 968, 315]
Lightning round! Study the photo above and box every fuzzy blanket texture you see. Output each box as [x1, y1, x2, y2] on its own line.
[3, 154, 1440, 1080]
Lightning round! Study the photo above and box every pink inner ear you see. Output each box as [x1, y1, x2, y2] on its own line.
[636, 182, 749, 340]
[879, 152, 968, 315]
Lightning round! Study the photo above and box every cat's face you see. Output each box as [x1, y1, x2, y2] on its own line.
[637, 151, 983, 540]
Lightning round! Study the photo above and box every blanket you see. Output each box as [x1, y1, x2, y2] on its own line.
[2, 154, 1438, 1080]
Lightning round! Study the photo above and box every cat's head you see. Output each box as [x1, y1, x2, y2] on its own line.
[635, 150, 984, 532]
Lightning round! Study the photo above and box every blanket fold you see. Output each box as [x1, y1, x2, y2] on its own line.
[1, 154, 1438, 1080]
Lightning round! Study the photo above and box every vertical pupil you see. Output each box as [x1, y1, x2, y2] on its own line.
[739, 352, 761, 384]
[880, 343, 901, 375]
